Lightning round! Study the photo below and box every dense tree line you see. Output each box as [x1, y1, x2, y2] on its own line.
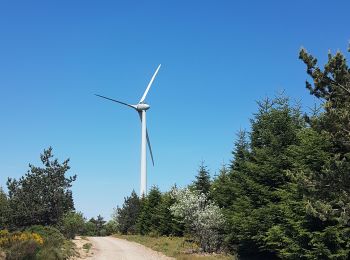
[115, 45, 350, 258]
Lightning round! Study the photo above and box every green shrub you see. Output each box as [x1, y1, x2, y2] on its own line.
[104, 220, 118, 236]
[83, 242, 92, 252]
[6, 239, 39, 260]
[0, 229, 44, 259]
[25, 225, 65, 247]
[24, 225, 76, 259]
[58, 212, 85, 239]
[36, 240, 76, 260]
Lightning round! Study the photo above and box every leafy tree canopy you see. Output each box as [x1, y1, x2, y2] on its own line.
[6, 147, 76, 228]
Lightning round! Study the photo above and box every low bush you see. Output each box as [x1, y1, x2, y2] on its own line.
[83, 242, 92, 252]
[0, 227, 75, 260]
[0, 229, 43, 259]
[26, 225, 65, 247]
[58, 212, 85, 239]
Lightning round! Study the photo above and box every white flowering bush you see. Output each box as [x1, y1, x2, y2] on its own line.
[170, 188, 225, 252]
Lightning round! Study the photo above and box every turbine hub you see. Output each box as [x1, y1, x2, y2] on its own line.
[136, 103, 150, 111]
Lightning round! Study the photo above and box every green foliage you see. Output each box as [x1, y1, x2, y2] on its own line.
[82, 242, 92, 251]
[0, 187, 9, 229]
[58, 211, 85, 239]
[136, 186, 162, 235]
[6, 147, 76, 228]
[104, 220, 118, 235]
[25, 225, 65, 248]
[95, 215, 106, 236]
[170, 188, 225, 253]
[192, 162, 211, 195]
[5, 239, 39, 260]
[32, 226, 75, 260]
[230, 129, 249, 171]
[223, 95, 304, 258]
[157, 190, 184, 236]
[210, 45, 350, 259]
[83, 215, 107, 236]
[115, 190, 141, 234]
[83, 221, 97, 236]
[210, 164, 232, 209]
[1, 227, 75, 260]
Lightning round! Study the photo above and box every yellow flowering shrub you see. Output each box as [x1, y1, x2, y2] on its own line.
[0, 229, 44, 248]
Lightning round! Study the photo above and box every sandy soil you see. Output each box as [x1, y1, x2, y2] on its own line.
[71, 236, 95, 259]
[72, 236, 173, 260]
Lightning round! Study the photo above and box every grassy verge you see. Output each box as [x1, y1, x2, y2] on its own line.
[113, 234, 235, 259]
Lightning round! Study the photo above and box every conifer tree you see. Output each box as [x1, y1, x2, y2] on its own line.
[115, 190, 140, 234]
[230, 130, 249, 171]
[226, 95, 303, 258]
[254, 45, 350, 259]
[95, 215, 106, 236]
[193, 162, 211, 195]
[210, 163, 232, 208]
[282, 46, 350, 258]
[0, 187, 9, 229]
[136, 186, 162, 235]
[158, 189, 184, 236]
[6, 147, 76, 228]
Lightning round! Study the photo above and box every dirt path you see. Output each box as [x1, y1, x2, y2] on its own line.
[72, 236, 173, 260]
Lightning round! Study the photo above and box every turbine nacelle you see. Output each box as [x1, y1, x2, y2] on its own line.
[136, 103, 150, 111]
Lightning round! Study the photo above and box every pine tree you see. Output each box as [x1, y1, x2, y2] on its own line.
[256, 45, 350, 259]
[0, 187, 9, 229]
[230, 129, 249, 171]
[6, 147, 76, 228]
[193, 162, 211, 195]
[282, 46, 350, 259]
[157, 190, 184, 236]
[210, 163, 232, 208]
[136, 196, 151, 235]
[115, 190, 140, 234]
[226, 95, 303, 258]
[136, 186, 162, 235]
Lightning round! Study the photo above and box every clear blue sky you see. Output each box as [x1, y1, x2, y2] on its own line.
[0, 1, 349, 220]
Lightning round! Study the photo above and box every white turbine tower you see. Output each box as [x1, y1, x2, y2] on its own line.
[95, 64, 161, 197]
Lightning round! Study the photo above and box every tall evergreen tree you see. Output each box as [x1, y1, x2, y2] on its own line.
[0, 187, 9, 229]
[157, 190, 184, 236]
[253, 45, 350, 259]
[115, 190, 140, 234]
[136, 196, 151, 235]
[226, 95, 304, 258]
[193, 162, 211, 195]
[230, 129, 249, 171]
[281, 46, 350, 258]
[136, 186, 162, 235]
[210, 163, 232, 209]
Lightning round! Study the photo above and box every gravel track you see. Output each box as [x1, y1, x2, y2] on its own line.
[85, 236, 174, 260]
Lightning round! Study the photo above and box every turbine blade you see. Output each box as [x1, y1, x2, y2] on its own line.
[139, 64, 161, 103]
[95, 94, 136, 109]
[146, 130, 154, 166]
[138, 112, 155, 166]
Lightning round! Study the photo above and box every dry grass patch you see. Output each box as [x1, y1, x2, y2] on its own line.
[114, 235, 234, 259]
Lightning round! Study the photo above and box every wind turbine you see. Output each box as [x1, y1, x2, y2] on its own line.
[95, 64, 161, 197]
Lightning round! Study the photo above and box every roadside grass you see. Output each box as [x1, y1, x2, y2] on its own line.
[113, 234, 234, 259]
[82, 242, 92, 252]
